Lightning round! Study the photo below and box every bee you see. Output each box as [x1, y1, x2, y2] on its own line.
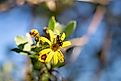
[56, 35, 63, 46]
[30, 29, 39, 37]
[29, 29, 40, 42]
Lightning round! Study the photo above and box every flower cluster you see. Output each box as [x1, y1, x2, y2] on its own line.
[13, 16, 76, 66]
[14, 28, 71, 65]
[12, 17, 76, 81]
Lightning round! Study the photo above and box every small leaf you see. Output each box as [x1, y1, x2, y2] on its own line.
[11, 48, 31, 55]
[63, 21, 77, 38]
[18, 43, 27, 50]
[48, 16, 56, 31]
[11, 48, 22, 53]
[31, 47, 42, 53]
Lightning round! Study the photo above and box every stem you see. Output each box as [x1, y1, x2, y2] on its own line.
[38, 63, 50, 81]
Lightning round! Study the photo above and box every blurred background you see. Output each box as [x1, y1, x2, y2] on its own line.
[0, 0, 121, 81]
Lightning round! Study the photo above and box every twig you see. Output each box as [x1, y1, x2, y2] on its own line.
[65, 5, 106, 62]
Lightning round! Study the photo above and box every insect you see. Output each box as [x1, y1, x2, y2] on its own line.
[56, 35, 63, 46]
[29, 29, 40, 42]
[30, 29, 39, 37]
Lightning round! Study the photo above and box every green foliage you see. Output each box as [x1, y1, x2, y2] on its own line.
[41, 73, 50, 81]
[48, 16, 56, 31]
[11, 48, 30, 55]
[18, 43, 27, 50]
[63, 21, 77, 38]
[31, 47, 42, 53]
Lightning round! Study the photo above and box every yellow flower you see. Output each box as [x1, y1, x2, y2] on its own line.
[38, 30, 71, 65]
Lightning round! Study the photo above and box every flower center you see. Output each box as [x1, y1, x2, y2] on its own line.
[51, 44, 59, 51]
[41, 54, 47, 61]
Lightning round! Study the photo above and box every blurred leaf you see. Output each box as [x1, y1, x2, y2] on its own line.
[31, 47, 42, 53]
[11, 48, 30, 55]
[18, 43, 27, 50]
[11, 48, 22, 53]
[63, 21, 76, 38]
[41, 73, 50, 81]
[48, 16, 56, 31]
[32, 60, 42, 70]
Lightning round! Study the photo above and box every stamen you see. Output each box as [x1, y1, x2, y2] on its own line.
[52, 44, 59, 51]
[41, 54, 47, 61]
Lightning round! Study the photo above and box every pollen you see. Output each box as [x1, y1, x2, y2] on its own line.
[41, 54, 47, 61]
[51, 44, 59, 52]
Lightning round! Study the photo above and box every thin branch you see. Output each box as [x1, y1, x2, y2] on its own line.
[67, 5, 106, 62]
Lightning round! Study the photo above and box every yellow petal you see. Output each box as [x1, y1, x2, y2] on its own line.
[40, 37, 51, 45]
[39, 48, 51, 54]
[62, 41, 71, 48]
[38, 53, 48, 62]
[61, 33, 65, 41]
[57, 51, 64, 63]
[53, 52, 58, 65]
[48, 29, 55, 42]
[45, 51, 54, 63]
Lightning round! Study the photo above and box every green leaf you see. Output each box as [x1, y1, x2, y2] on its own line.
[31, 47, 42, 53]
[18, 43, 27, 50]
[11, 48, 22, 53]
[11, 48, 31, 55]
[41, 73, 50, 81]
[48, 16, 56, 31]
[63, 21, 77, 38]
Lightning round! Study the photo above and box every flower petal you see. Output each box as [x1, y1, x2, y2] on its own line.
[48, 29, 55, 42]
[40, 37, 51, 45]
[53, 52, 58, 65]
[45, 51, 54, 63]
[61, 33, 66, 41]
[15, 36, 27, 46]
[62, 41, 71, 48]
[26, 33, 33, 45]
[39, 48, 51, 54]
[57, 51, 64, 63]
[23, 43, 31, 51]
